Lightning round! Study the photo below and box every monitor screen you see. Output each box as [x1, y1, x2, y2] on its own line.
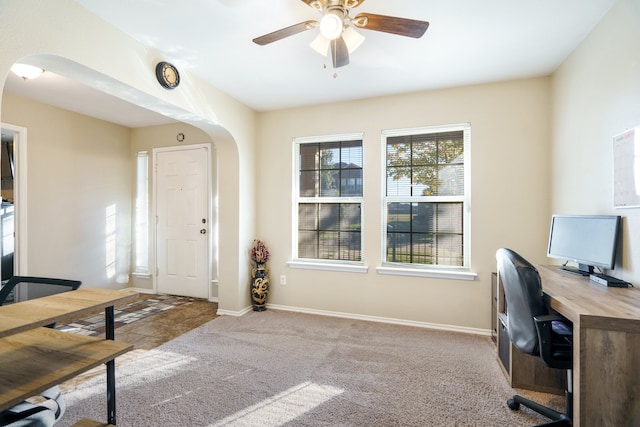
[547, 214, 621, 274]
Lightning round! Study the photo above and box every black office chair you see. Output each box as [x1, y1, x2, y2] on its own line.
[0, 275, 82, 426]
[496, 248, 573, 427]
[0, 275, 82, 307]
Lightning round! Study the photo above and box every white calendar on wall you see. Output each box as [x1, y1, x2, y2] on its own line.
[613, 126, 640, 208]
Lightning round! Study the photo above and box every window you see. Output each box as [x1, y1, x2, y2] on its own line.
[294, 134, 363, 263]
[383, 124, 470, 269]
[133, 151, 149, 275]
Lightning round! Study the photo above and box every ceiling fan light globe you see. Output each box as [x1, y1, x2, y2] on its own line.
[319, 12, 343, 40]
[342, 26, 365, 53]
[310, 33, 330, 56]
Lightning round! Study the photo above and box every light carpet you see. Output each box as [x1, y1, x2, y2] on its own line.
[57, 310, 562, 426]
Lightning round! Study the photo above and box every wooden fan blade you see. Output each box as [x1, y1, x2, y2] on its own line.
[331, 37, 349, 68]
[353, 13, 429, 38]
[253, 20, 317, 45]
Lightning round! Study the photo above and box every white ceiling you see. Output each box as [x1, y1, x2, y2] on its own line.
[3, 0, 618, 128]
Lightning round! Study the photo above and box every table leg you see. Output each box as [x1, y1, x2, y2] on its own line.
[105, 305, 116, 425]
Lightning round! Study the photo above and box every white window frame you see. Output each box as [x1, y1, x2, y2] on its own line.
[377, 123, 476, 281]
[288, 133, 368, 274]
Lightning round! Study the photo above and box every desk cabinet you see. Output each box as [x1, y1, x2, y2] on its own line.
[491, 273, 497, 343]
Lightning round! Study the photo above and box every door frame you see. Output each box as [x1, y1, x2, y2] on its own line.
[0, 122, 28, 279]
[151, 143, 212, 299]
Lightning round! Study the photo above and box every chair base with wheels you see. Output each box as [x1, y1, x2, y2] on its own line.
[507, 383, 572, 426]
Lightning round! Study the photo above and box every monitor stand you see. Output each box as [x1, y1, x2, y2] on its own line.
[560, 263, 593, 276]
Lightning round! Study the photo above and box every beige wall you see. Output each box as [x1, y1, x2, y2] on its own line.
[1, 93, 132, 286]
[257, 77, 551, 331]
[551, 0, 640, 284]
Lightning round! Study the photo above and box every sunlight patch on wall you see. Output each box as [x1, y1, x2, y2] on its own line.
[105, 204, 117, 279]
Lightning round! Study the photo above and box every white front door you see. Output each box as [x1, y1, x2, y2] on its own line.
[155, 145, 210, 299]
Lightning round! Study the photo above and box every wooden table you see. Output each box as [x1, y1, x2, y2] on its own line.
[0, 288, 138, 425]
[537, 265, 640, 427]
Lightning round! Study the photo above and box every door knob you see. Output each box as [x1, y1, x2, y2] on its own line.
[200, 229, 207, 234]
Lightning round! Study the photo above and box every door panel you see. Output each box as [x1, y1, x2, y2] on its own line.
[156, 146, 209, 299]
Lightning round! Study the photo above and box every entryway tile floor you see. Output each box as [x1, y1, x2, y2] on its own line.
[58, 293, 218, 392]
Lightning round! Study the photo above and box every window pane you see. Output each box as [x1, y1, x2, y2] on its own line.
[297, 202, 361, 261]
[319, 231, 340, 259]
[340, 230, 361, 261]
[436, 164, 464, 196]
[298, 204, 318, 230]
[340, 203, 361, 230]
[436, 234, 463, 266]
[320, 169, 340, 197]
[300, 144, 319, 170]
[435, 203, 463, 234]
[320, 142, 340, 169]
[386, 139, 411, 197]
[341, 172, 362, 197]
[386, 202, 464, 266]
[298, 230, 318, 258]
[299, 170, 318, 197]
[341, 141, 363, 168]
[387, 203, 411, 232]
[340, 141, 363, 197]
[319, 203, 340, 230]
[386, 232, 411, 263]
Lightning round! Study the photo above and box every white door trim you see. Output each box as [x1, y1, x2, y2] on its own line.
[152, 143, 212, 299]
[0, 122, 28, 276]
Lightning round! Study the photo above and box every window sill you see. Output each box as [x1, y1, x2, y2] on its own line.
[287, 260, 368, 274]
[131, 271, 151, 279]
[376, 266, 477, 281]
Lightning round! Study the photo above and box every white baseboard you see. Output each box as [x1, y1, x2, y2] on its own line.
[216, 305, 253, 317]
[217, 303, 490, 336]
[127, 287, 155, 294]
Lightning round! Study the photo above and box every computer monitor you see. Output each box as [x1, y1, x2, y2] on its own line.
[547, 214, 621, 275]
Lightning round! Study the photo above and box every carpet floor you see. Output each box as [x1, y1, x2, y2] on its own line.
[57, 310, 563, 426]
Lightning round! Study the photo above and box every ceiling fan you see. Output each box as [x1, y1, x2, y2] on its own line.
[252, 0, 429, 69]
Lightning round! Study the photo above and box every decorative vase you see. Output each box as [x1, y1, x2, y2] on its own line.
[251, 263, 270, 311]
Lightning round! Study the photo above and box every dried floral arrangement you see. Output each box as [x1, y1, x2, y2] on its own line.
[250, 239, 270, 264]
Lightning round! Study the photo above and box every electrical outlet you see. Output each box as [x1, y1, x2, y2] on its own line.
[280, 275, 286, 285]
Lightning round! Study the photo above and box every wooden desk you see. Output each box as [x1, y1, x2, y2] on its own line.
[0, 288, 138, 425]
[537, 265, 640, 427]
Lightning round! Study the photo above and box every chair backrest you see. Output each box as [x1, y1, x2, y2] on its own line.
[496, 248, 548, 356]
[0, 276, 82, 306]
